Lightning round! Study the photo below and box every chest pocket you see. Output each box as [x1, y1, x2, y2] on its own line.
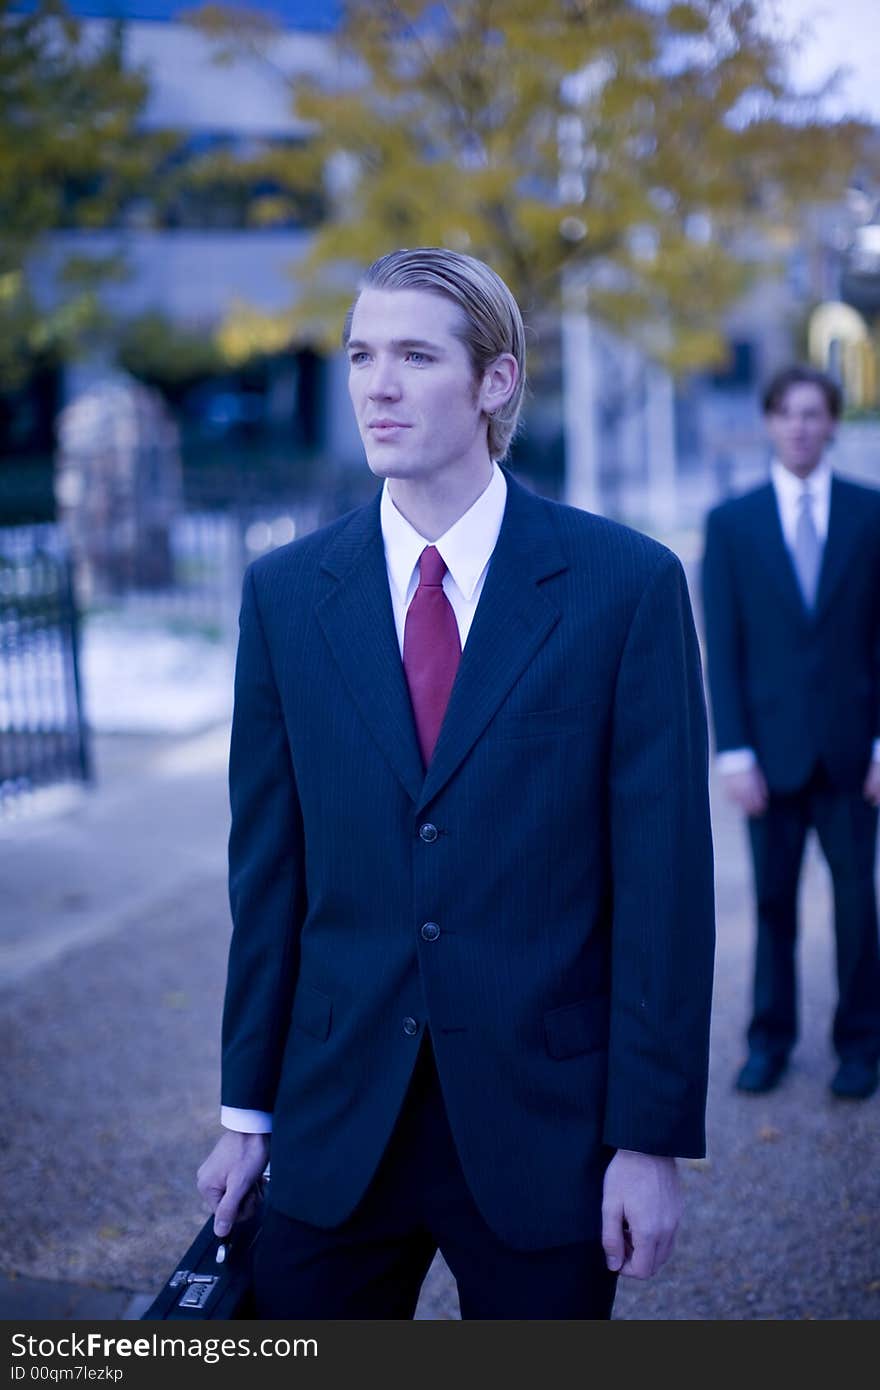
[499, 701, 597, 739]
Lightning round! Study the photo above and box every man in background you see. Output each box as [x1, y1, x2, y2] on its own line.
[702, 365, 880, 1100]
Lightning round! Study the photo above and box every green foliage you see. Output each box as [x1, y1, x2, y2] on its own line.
[187, 0, 871, 370]
[0, 0, 173, 389]
[178, 2, 279, 58]
[116, 311, 225, 396]
[150, 145, 325, 230]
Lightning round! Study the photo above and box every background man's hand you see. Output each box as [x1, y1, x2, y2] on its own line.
[197, 1131, 270, 1237]
[723, 765, 769, 817]
[601, 1150, 681, 1279]
[863, 760, 880, 808]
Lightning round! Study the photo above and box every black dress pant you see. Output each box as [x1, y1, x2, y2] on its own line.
[746, 763, 880, 1063]
[252, 1038, 617, 1319]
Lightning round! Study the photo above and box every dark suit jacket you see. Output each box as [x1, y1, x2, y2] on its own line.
[221, 468, 715, 1251]
[701, 475, 880, 794]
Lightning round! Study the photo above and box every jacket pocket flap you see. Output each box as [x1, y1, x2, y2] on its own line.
[544, 998, 608, 1059]
[501, 701, 597, 738]
[292, 984, 332, 1041]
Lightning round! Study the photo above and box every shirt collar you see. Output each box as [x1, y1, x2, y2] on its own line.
[380, 461, 507, 601]
[770, 454, 832, 506]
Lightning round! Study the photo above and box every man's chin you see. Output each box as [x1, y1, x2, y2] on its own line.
[365, 453, 416, 479]
[784, 457, 822, 477]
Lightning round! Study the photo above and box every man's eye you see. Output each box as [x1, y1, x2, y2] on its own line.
[349, 352, 368, 365]
[406, 351, 430, 364]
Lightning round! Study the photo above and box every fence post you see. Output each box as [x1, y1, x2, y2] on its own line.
[62, 542, 93, 785]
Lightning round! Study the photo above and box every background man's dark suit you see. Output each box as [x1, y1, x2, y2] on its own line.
[701, 475, 880, 1072]
[222, 467, 715, 1254]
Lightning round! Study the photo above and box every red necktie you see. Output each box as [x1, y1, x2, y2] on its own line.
[402, 546, 461, 767]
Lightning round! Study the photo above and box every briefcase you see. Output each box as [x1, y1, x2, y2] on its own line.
[140, 1197, 264, 1321]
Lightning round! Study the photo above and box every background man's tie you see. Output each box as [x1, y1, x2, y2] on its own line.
[403, 545, 461, 767]
[793, 490, 822, 609]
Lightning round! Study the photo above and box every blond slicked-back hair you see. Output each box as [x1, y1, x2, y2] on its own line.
[343, 247, 527, 462]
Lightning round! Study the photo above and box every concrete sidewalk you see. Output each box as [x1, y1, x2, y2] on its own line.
[1, 725, 878, 1321]
[1, 729, 234, 1322]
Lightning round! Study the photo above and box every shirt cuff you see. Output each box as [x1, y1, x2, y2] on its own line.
[221, 1106, 273, 1133]
[717, 748, 758, 775]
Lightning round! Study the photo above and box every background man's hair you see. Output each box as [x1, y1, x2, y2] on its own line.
[343, 247, 527, 462]
[761, 364, 843, 420]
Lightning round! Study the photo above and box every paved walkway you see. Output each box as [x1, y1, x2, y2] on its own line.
[2, 722, 878, 1322]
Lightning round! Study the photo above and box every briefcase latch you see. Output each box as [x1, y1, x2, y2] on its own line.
[168, 1237, 229, 1306]
[177, 1274, 220, 1309]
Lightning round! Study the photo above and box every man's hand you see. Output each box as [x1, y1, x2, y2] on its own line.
[863, 760, 880, 808]
[723, 765, 768, 817]
[197, 1131, 270, 1237]
[601, 1150, 681, 1279]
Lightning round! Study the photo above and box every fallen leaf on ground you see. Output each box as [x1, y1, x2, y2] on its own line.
[757, 1125, 782, 1142]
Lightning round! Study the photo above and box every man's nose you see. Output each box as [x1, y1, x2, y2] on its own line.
[367, 359, 401, 399]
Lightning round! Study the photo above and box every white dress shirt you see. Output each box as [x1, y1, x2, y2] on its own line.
[769, 455, 831, 550]
[718, 458, 880, 774]
[222, 463, 508, 1133]
[381, 461, 507, 654]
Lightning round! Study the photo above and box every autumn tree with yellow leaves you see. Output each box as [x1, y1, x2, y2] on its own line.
[0, 0, 176, 391]
[188, 0, 870, 373]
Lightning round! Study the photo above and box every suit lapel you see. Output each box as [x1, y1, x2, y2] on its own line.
[417, 472, 566, 813]
[814, 476, 860, 619]
[316, 494, 425, 805]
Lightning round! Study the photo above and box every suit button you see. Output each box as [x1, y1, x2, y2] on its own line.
[420, 921, 440, 942]
[402, 1016, 419, 1037]
[418, 823, 439, 842]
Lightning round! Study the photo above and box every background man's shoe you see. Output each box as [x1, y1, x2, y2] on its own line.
[830, 1058, 878, 1100]
[734, 1052, 788, 1093]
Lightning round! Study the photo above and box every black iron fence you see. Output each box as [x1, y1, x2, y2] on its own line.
[0, 525, 91, 811]
[0, 470, 361, 810]
[0, 496, 327, 809]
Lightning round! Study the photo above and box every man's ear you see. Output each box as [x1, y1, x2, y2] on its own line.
[480, 354, 518, 415]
